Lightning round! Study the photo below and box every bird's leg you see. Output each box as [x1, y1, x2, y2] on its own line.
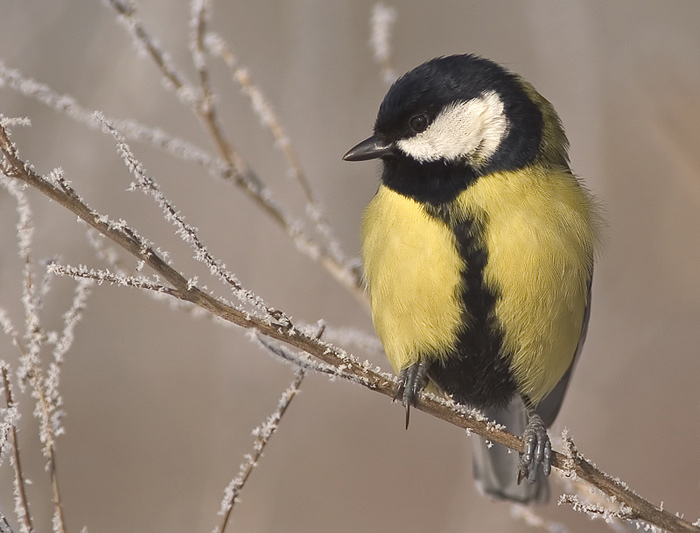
[517, 402, 552, 485]
[395, 362, 429, 429]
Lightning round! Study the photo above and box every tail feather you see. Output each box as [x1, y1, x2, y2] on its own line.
[472, 401, 549, 504]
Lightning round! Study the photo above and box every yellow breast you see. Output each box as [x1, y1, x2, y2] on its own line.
[361, 186, 465, 373]
[453, 165, 596, 402]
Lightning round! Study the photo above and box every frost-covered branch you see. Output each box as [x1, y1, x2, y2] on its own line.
[106, 0, 365, 303]
[108, 0, 196, 104]
[1, 365, 33, 533]
[0, 61, 229, 177]
[554, 431, 698, 532]
[215, 371, 305, 533]
[557, 494, 634, 528]
[0, 510, 16, 533]
[203, 31, 348, 276]
[97, 112, 284, 322]
[0, 60, 362, 305]
[370, 4, 399, 85]
[0, 164, 68, 533]
[47, 263, 172, 294]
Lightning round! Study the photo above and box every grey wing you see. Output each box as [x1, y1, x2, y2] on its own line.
[536, 272, 593, 427]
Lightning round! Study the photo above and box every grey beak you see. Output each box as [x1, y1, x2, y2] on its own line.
[343, 135, 394, 161]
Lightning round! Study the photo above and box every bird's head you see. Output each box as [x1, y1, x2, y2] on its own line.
[344, 54, 568, 203]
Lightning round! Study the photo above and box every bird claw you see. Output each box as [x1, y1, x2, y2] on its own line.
[395, 362, 429, 428]
[517, 412, 552, 485]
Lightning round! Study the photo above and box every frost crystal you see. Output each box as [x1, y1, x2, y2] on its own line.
[215, 372, 304, 531]
[96, 113, 287, 324]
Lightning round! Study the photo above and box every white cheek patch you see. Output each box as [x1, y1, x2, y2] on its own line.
[396, 90, 509, 165]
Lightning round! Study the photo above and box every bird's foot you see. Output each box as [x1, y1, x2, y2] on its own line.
[517, 411, 552, 485]
[395, 362, 429, 429]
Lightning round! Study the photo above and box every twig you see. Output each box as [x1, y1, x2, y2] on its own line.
[203, 31, 346, 269]
[106, 0, 365, 304]
[2, 122, 698, 533]
[511, 504, 568, 533]
[108, 0, 195, 103]
[216, 371, 306, 533]
[0, 167, 67, 533]
[48, 263, 177, 296]
[370, 4, 399, 85]
[1, 365, 34, 533]
[97, 112, 284, 322]
[0, 61, 229, 178]
[108, 0, 256, 188]
[0, 58, 365, 306]
[555, 464, 634, 532]
[45, 278, 92, 439]
[249, 331, 341, 377]
[189, 0, 213, 109]
[0, 508, 17, 533]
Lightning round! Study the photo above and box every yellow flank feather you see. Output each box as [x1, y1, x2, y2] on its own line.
[453, 164, 596, 403]
[361, 186, 465, 373]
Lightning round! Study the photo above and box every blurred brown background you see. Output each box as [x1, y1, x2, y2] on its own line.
[1, 1, 700, 532]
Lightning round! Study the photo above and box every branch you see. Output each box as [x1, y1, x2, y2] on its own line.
[0, 158, 68, 533]
[1, 365, 33, 533]
[1, 123, 697, 533]
[0, 508, 17, 533]
[216, 370, 305, 533]
[370, 4, 399, 85]
[106, 0, 365, 303]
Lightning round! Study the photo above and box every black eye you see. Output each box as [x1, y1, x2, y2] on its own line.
[409, 113, 429, 133]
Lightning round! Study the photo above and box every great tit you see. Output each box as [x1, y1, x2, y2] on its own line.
[344, 54, 598, 503]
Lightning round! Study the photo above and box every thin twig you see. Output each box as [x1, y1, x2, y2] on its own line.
[0, 508, 17, 533]
[0, 168, 67, 533]
[106, 0, 366, 304]
[1, 366, 34, 533]
[108, 0, 194, 102]
[46, 279, 92, 437]
[0, 60, 229, 177]
[2, 122, 698, 533]
[97, 112, 284, 322]
[48, 263, 176, 295]
[250, 331, 341, 377]
[189, 0, 213, 108]
[0, 57, 365, 305]
[370, 4, 399, 85]
[108, 0, 258, 189]
[203, 31, 343, 262]
[216, 371, 306, 533]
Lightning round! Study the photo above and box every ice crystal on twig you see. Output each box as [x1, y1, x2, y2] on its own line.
[301, 324, 383, 356]
[96, 113, 288, 324]
[48, 263, 175, 296]
[216, 371, 305, 533]
[0, 60, 230, 176]
[558, 494, 636, 525]
[2, 364, 33, 533]
[45, 279, 92, 438]
[204, 32, 358, 291]
[108, 0, 197, 105]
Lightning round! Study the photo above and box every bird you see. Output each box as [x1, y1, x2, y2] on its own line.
[343, 54, 599, 503]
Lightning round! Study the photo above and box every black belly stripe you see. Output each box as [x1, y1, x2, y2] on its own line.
[424, 208, 518, 409]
